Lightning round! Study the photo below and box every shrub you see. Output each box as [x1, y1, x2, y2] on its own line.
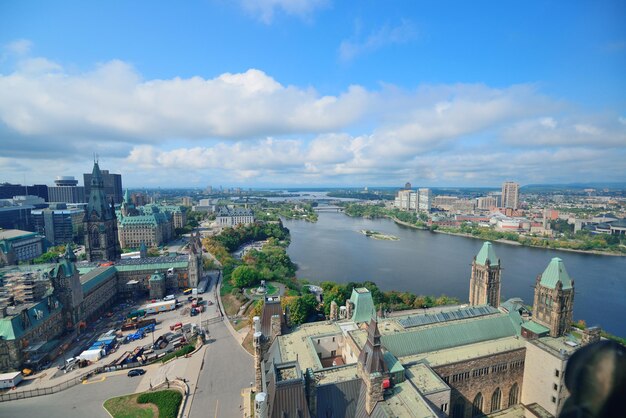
[137, 390, 183, 418]
[160, 344, 195, 363]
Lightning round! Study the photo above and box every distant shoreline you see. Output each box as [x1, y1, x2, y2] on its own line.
[385, 215, 625, 257]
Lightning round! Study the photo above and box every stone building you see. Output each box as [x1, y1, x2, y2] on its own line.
[84, 161, 121, 262]
[0, 229, 43, 265]
[531, 258, 574, 338]
[469, 241, 501, 308]
[216, 207, 255, 226]
[117, 191, 177, 249]
[251, 244, 587, 418]
[0, 248, 200, 372]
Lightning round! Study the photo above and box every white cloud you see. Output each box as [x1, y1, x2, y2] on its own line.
[339, 20, 417, 62]
[1, 51, 624, 186]
[240, 0, 328, 24]
[4, 39, 33, 55]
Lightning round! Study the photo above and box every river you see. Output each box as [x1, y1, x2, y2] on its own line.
[283, 212, 626, 337]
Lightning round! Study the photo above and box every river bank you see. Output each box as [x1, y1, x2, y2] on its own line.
[358, 213, 625, 257]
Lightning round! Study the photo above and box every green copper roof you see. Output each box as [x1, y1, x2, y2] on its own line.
[475, 241, 499, 266]
[0, 297, 63, 340]
[381, 314, 518, 358]
[539, 258, 573, 290]
[80, 265, 117, 294]
[521, 321, 550, 335]
[349, 288, 377, 323]
[114, 261, 187, 272]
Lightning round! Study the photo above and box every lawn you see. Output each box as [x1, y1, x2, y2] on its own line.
[104, 390, 182, 418]
[103, 394, 157, 418]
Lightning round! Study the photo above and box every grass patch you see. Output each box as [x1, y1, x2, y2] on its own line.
[242, 330, 254, 355]
[233, 318, 250, 331]
[104, 394, 157, 418]
[222, 293, 244, 316]
[137, 390, 183, 418]
[160, 344, 195, 363]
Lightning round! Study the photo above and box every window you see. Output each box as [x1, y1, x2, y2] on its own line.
[553, 383, 558, 391]
[490, 388, 502, 413]
[555, 369, 560, 377]
[552, 396, 557, 403]
[441, 403, 448, 412]
[472, 393, 483, 417]
[509, 383, 519, 406]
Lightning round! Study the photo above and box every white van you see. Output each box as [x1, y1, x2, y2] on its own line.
[164, 295, 175, 301]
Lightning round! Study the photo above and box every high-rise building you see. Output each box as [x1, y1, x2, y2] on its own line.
[502, 182, 520, 209]
[0, 183, 49, 201]
[417, 188, 431, 212]
[84, 161, 121, 262]
[477, 196, 497, 210]
[48, 176, 86, 203]
[31, 203, 85, 246]
[84, 169, 123, 204]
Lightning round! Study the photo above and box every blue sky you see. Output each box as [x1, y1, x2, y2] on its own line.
[1, 0, 625, 187]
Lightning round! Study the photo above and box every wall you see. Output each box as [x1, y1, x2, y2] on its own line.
[521, 341, 569, 416]
[433, 348, 525, 418]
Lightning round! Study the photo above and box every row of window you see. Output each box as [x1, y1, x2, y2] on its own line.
[443, 359, 525, 384]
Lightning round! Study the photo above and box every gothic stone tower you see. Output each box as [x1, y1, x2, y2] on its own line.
[357, 318, 389, 415]
[469, 241, 502, 308]
[51, 245, 84, 330]
[533, 258, 574, 338]
[84, 161, 121, 262]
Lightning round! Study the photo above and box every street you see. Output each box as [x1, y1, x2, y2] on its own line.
[189, 320, 253, 418]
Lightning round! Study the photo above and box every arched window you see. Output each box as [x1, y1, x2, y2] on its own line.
[472, 393, 483, 417]
[452, 398, 465, 418]
[490, 388, 502, 412]
[90, 227, 100, 248]
[508, 383, 519, 406]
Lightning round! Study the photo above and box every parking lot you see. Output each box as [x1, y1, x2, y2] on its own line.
[11, 271, 221, 391]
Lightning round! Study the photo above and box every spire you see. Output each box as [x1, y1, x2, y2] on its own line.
[539, 258, 573, 290]
[124, 189, 130, 204]
[475, 241, 499, 266]
[91, 161, 104, 189]
[358, 318, 387, 375]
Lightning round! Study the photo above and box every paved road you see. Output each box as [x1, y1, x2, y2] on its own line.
[1, 373, 140, 418]
[189, 320, 253, 418]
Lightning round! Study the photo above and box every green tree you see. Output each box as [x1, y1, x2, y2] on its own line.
[288, 293, 318, 325]
[231, 265, 261, 288]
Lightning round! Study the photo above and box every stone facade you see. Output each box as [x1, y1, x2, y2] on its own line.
[435, 347, 526, 418]
[469, 243, 501, 308]
[533, 279, 574, 338]
[84, 162, 121, 262]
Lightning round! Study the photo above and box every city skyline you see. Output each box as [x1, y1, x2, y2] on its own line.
[1, 1, 625, 187]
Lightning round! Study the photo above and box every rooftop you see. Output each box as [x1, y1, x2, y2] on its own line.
[393, 336, 525, 367]
[475, 241, 499, 266]
[314, 364, 359, 386]
[405, 363, 449, 395]
[277, 321, 343, 371]
[0, 229, 37, 241]
[539, 257, 573, 290]
[378, 380, 438, 418]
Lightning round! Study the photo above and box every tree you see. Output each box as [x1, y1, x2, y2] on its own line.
[231, 265, 261, 288]
[287, 293, 318, 325]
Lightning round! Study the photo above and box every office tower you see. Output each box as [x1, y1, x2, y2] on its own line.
[48, 176, 86, 203]
[0, 183, 49, 201]
[31, 203, 85, 246]
[84, 169, 123, 204]
[501, 182, 520, 209]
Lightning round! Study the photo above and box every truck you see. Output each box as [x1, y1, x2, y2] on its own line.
[127, 309, 146, 319]
[144, 300, 176, 314]
[121, 318, 156, 331]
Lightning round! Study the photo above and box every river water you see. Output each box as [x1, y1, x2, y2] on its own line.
[284, 212, 626, 337]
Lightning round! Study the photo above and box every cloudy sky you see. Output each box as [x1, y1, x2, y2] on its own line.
[1, 1, 625, 188]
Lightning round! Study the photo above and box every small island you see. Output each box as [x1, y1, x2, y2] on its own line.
[359, 229, 399, 241]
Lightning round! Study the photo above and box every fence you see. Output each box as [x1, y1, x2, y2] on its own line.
[0, 368, 102, 402]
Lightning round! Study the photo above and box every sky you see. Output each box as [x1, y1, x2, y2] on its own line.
[0, 0, 625, 188]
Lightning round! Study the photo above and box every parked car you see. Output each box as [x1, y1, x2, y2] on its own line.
[127, 369, 146, 377]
